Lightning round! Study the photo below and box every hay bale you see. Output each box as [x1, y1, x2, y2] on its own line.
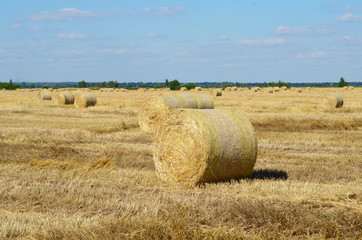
[139, 93, 214, 133]
[343, 86, 348, 90]
[74, 92, 97, 108]
[55, 91, 74, 105]
[348, 86, 354, 90]
[121, 88, 128, 92]
[231, 86, 238, 91]
[252, 87, 258, 92]
[194, 87, 202, 91]
[281, 86, 287, 90]
[38, 90, 52, 100]
[209, 89, 222, 97]
[273, 87, 280, 92]
[153, 109, 258, 187]
[297, 88, 302, 93]
[224, 87, 232, 91]
[148, 88, 155, 92]
[268, 88, 273, 93]
[327, 93, 343, 108]
[138, 88, 146, 92]
[180, 87, 187, 91]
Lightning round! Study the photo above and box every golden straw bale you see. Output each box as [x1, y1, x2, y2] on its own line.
[273, 87, 280, 92]
[326, 93, 343, 108]
[231, 86, 238, 91]
[268, 88, 273, 93]
[38, 90, 52, 100]
[343, 86, 348, 90]
[74, 92, 97, 108]
[252, 87, 258, 92]
[138, 88, 146, 92]
[194, 87, 202, 91]
[224, 87, 231, 91]
[121, 88, 128, 92]
[139, 93, 214, 133]
[209, 89, 222, 97]
[153, 109, 258, 187]
[297, 88, 302, 93]
[148, 88, 155, 92]
[55, 91, 74, 105]
[180, 87, 187, 91]
[348, 86, 354, 90]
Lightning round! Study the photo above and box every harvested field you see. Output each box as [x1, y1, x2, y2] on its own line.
[0, 88, 361, 239]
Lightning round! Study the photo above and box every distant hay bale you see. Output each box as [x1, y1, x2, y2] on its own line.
[138, 88, 146, 92]
[281, 86, 287, 90]
[148, 88, 155, 92]
[55, 91, 74, 105]
[297, 88, 302, 93]
[74, 92, 97, 108]
[38, 90, 52, 100]
[244, 87, 249, 91]
[343, 86, 348, 90]
[268, 88, 273, 93]
[348, 86, 354, 90]
[307, 87, 311, 90]
[121, 88, 128, 92]
[231, 86, 238, 91]
[153, 109, 258, 187]
[180, 87, 187, 91]
[139, 93, 214, 133]
[209, 89, 222, 97]
[1, 89, 6, 91]
[327, 93, 343, 108]
[273, 87, 280, 92]
[224, 87, 232, 91]
[252, 87, 258, 92]
[194, 87, 202, 91]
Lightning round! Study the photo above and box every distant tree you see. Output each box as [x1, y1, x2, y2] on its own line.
[154, 83, 164, 88]
[169, 79, 180, 90]
[338, 77, 347, 87]
[165, 78, 169, 88]
[180, 83, 198, 90]
[42, 85, 49, 89]
[53, 84, 60, 89]
[30, 84, 35, 88]
[138, 83, 147, 88]
[78, 80, 89, 88]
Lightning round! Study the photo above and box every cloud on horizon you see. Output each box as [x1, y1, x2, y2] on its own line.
[274, 25, 333, 35]
[296, 51, 328, 59]
[57, 33, 88, 39]
[142, 7, 185, 16]
[236, 38, 285, 45]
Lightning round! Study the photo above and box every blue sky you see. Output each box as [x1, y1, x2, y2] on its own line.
[1, 1, 362, 83]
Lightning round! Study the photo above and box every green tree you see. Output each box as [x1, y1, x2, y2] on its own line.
[180, 83, 198, 90]
[165, 78, 169, 87]
[338, 77, 347, 87]
[169, 79, 180, 90]
[30, 84, 35, 88]
[78, 80, 89, 88]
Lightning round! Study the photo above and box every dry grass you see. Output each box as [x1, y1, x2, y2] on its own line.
[0, 88, 361, 239]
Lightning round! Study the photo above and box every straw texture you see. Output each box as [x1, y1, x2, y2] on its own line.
[74, 92, 97, 108]
[153, 109, 258, 187]
[139, 93, 214, 133]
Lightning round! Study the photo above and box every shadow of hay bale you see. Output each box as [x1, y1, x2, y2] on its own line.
[249, 169, 288, 180]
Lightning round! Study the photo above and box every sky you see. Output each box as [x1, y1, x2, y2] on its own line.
[1, 1, 362, 83]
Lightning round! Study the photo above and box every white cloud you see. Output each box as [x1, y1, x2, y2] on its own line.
[146, 33, 167, 38]
[30, 8, 108, 21]
[57, 33, 88, 39]
[11, 23, 21, 29]
[274, 25, 333, 35]
[237, 38, 285, 45]
[297, 51, 328, 59]
[96, 48, 155, 55]
[218, 35, 229, 40]
[344, 35, 352, 40]
[142, 7, 184, 15]
[336, 13, 362, 22]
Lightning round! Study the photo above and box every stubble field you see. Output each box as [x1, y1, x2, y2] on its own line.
[0, 87, 361, 239]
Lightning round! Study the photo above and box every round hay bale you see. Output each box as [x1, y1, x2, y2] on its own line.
[268, 88, 273, 93]
[121, 88, 128, 92]
[224, 87, 231, 91]
[153, 109, 258, 187]
[273, 87, 280, 92]
[38, 90, 52, 100]
[74, 92, 97, 108]
[194, 87, 202, 91]
[148, 88, 155, 92]
[209, 89, 222, 97]
[348, 86, 354, 90]
[138, 88, 146, 92]
[55, 91, 74, 105]
[180, 87, 187, 91]
[253, 87, 258, 92]
[327, 93, 343, 108]
[297, 88, 302, 93]
[343, 86, 348, 90]
[139, 93, 214, 133]
[231, 86, 238, 91]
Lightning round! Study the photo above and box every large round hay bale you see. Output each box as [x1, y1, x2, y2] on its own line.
[224, 87, 231, 91]
[153, 109, 258, 187]
[194, 87, 202, 91]
[268, 88, 273, 93]
[139, 93, 214, 133]
[231, 86, 238, 91]
[180, 87, 187, 91]
[74, 92, 97, 108]
[252, 87, 258, 92]
[297, 88, 302, 93]
[121, 88, 128, 92]
[327, 93, 343, 108]
[273, 87, 280, 92]
[343, 86, 348, 90]
[55, 91, 74, 105]
[348, 86, 354, 90]
[38, 90, 52, 100]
